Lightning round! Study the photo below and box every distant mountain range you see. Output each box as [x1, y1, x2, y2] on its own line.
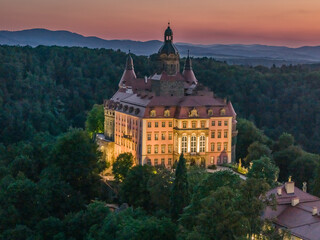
[1, 28, 320, 66]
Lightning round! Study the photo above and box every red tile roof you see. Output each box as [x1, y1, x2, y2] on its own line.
[264, 184, 320, 240]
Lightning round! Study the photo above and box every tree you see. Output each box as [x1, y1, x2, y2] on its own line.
[184, 186, 248, 240]
[312, 165, 320, 197]
[247, 156, 279, 187]
[147, 165, 173, 212]
[112, 153, 134, 182]
[236, 118, 269, 161]
[87, 208, 177, 240]
[245, 141, 271, 166]
[273, 145, 303, 182]
[170, 154, 189, 221]
[276, 132, 294, 151]
[180, 171, 241, 233]
[85, 104, 104, 138]
[120, 165, 154, 211]
[289, 153, 320, 188]
[49, 129, 105, 200]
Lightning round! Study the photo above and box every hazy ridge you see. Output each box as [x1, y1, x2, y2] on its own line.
[1, 28, 320, 66]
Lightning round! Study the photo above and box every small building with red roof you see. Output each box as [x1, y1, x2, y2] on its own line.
[264, 180, 320, 240]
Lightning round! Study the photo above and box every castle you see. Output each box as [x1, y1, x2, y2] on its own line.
[99, 24, 238, 168]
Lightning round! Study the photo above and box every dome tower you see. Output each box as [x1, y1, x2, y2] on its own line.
[157, 23, 180, 75]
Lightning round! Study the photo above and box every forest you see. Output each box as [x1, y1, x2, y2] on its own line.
[0, 45, 320, 239]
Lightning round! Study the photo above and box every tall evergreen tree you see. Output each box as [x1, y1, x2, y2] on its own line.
[170, 154, 189, 221]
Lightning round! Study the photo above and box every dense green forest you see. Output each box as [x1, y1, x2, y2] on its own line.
[1, 45, 320, 153]
[0, 45, 320, 239]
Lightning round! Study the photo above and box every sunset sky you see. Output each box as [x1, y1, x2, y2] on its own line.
[2, 0, 320, 47]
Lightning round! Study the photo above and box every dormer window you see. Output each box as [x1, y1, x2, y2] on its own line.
[150, 110, 156, 117]
[189, 108, 198, 117]
[164, 109, 170, 117]
[220, 108, 226, 116]
[129, 106, 134, 113]
[135, 108, 140, 115]
[124, 105, 128, 111]
[208, 109, 213, 116]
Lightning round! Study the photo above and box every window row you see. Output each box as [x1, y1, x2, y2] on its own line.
[182, 120, 207, 129]
[147, 132, 173, 141]
[147, 144, 173, 154]
[211, 120, 228, 127]
[146, 158, 173, 166]
[210, 142, 228, 152]
[211, 130, 228, 138]
[210, 156, 228, 164]
[147, 121, 173, 128]
[181, 135, 206, 153]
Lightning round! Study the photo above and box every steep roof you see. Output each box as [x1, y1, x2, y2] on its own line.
[264, 184, 320, 240]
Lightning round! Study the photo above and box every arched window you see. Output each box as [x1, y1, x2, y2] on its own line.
[181, 136, 187, 153]
[191, 136, 197, 153]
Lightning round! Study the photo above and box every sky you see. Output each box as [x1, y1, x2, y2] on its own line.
[1, 0, 320, 47]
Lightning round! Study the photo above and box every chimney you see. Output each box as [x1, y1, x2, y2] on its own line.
[312, 207, 318, 216]
[277, 187, 282, 196]
[285, 176, 295, 194]
[291, 197, 299, 206]
[303, 182, 307, 192]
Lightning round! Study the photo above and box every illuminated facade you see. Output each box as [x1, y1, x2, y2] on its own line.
[102, 24, 238, 167]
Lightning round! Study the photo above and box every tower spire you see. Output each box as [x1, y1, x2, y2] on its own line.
[184, 50, 192, 70]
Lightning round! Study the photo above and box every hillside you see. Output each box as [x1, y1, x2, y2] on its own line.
[1, 45, 320, 154]
[2, 29, 320, 66]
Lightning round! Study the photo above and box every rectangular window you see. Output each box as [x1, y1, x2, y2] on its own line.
[161, 132, 166, 140]
[147, 133, 151, 141]
[168, 158, 172, 166]
[200, 136, 205, 152]
[148, 122, 151, 128]
[218, 131, 221, 138]
[223, 156, 228, 163]
[211, 131, 215, 138]
[154, 159, 158, 165]
[211, 121, 215, 126]
[217, 143, 221, 151]
[161, 158, 165, 165]
[181, 136, 187, 153]
[183, 121, 187, 128]
[224, 130, 228, 138]
[147, 145, 151, 154]
[224, 142, 228, 151]
[168, 132, 172, 140]
[224, 120, 228, 126]
[218, 121, 222, 126]
[169, 122, 172, 127]
[155, 122, 158, 128]
[191, 136, 197, 153]
[211, 143, 215, 152]
[161, 144, 165, 153]
[154, 145, 158, 154]
[155, 133, 159, 140]
[201, 121, 205, 128]
[162, 122, 165, 127]
[168, 144, 173, 153]
[192, 121, 196, 128]
[210, 156, 214, 164]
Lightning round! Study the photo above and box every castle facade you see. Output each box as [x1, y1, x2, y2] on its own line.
[101, 24, 238, 168]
